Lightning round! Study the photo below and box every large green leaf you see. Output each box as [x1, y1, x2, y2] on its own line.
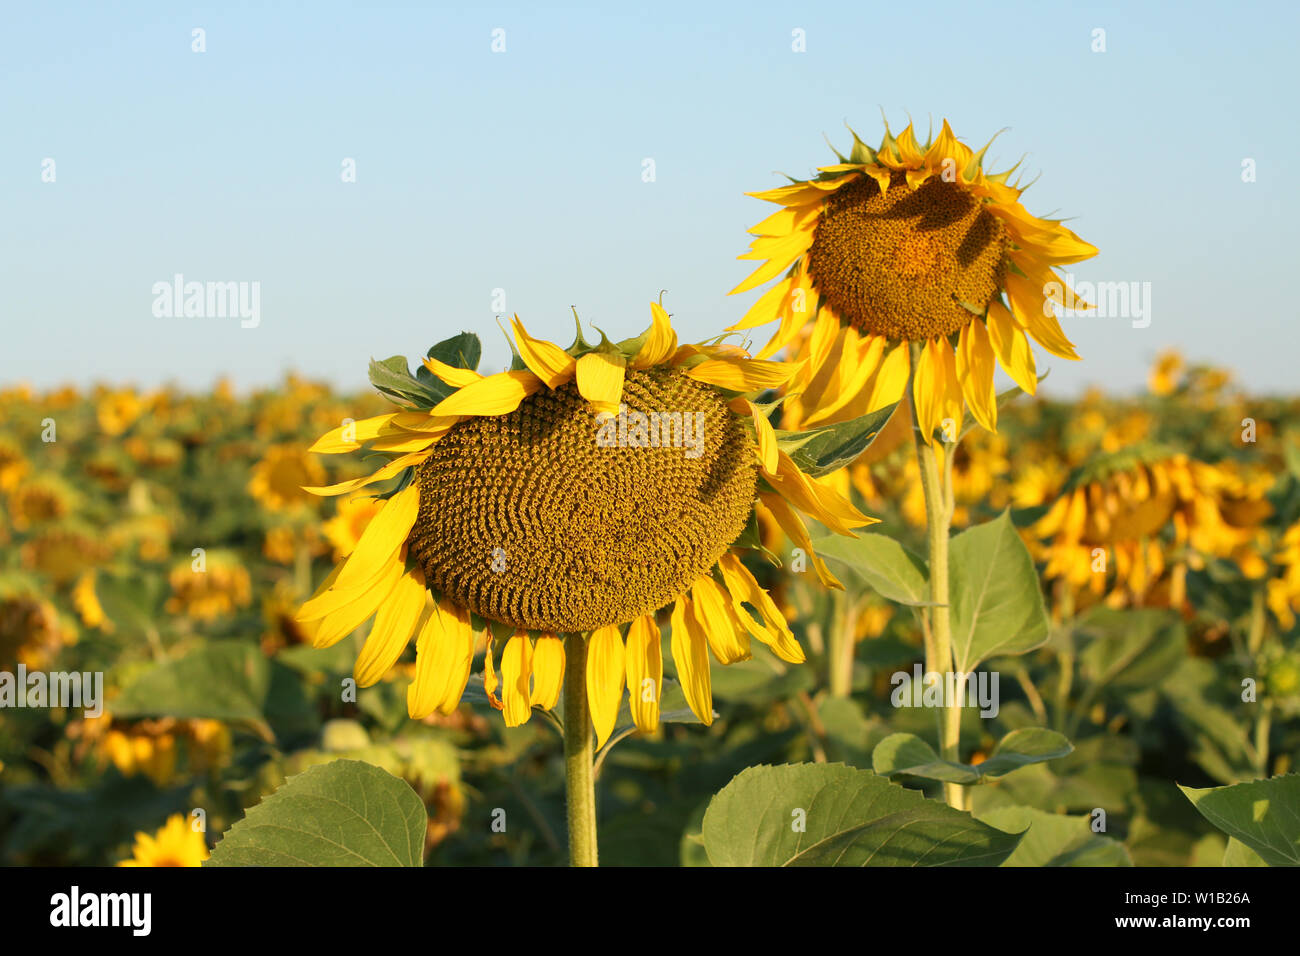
[207, 760, 427, 867]
[948, 511, 1050, 671]
[776, 403, 898, 478]
[1180, 775, 1300, 866]
[415, 332, 482, 396]
[978, 806, 1132, 866]
[810, 533, 931, 606]
[873, 728, 1073, 785]
[701, 763, 1022, 866]
[110, 641, 273, 723]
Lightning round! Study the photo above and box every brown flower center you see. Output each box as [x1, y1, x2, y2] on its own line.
[806, 172, 1008, 340]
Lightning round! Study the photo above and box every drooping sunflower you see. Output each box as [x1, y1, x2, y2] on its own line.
[117, 813, 209, 867]
[296, 305, 873, 745]
[1029, 445, 1268, 608]
[728, 118, 1098, 436]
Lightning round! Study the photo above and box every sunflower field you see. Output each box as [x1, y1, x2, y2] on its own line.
[3, 103, 1300, 885]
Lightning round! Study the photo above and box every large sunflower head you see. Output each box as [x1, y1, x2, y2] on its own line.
[729, 118, 1098, 437]
[296, 305, 876, 745]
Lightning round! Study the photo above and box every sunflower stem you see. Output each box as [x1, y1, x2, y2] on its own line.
[562, 632, 598, 867]
[827, 589, 855, 698]
[908, 342, 962, 809]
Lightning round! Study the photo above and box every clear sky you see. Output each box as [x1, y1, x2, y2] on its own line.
[2, 1, 1296, 397]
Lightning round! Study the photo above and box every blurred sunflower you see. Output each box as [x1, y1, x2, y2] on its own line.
[728, 118, 1097, 436]
[1148, 349, 1185, 396]
[96, 388, 144, 436]
[0, 436, 28, 492]
[88, 715, 230, 784]
[0, 591, 72, 670]
[7, 475, 76, 530]
[1267, 522, 1300, 630]
[72, 570, 114, 632]
[165, 551, 252, 620]
[20, 523, 110, 584]
[249, 444, 326, 512]
[321, 492, 386, 560]
[1030, 445, 1264, 607]
[298, 305, 873, 744]
[117, 813, 209, 867]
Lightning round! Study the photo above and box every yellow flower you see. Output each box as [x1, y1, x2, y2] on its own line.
[117, 813, 209, 867]
[322, 493, 386, 560]
[1148, 349, 1185, 396]
[249, 444, 327, 512]
[20, 523, 110, 584]
[1031, 446, 1261, 607]
[0, 436, 28, 492]
[728, 118, 1097, 438]
[298, 306, 875, 746]
[1267, 523, 1300, 630]
[7, 475, 75, 530]
[0, 592, 72, 670]
[72, 570, 114, 632]
[165, 552, 252, 620]
[97, 389, 144, 436]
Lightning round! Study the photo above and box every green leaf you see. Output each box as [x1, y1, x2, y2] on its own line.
[111, 642, 272, 723]
[1223, 837, 1268, 867]
[368, 355, 445, 408]
[978, 806, 1132, 866]
[871, 728, 1072, 785]
[810, 533, 931, 606]
[1079, 607, 1187, 693]
[701, 763, 1022, 866]
[776, 402, 899, 478]
[1180, 774, 1300, 866]
[948, 510, 1050, 671]
[206, 760, 427, 867]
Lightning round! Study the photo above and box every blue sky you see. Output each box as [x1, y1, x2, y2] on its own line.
[2, 1, 1296, 396]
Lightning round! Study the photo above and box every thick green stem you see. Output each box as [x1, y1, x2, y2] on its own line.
[562, 633, 598, 867]
[908, 343, 961, 809]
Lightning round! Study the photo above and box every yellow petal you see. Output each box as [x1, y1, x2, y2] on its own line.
[511, 317, 576, 387]
[770, 450, 875, 535]
[500, 632, 535, 727]
[624, 615, 662, 733]
[728, 276, 791, 332]
[987, 301, 1038, 394]
[407, 600, 475, 719]
[303, 451, 430, 496]
[308, 413, 400, 454]
[669, 597, 713, 726]
[691, 576, 751, 665]
[687, 357, 798, 393]
[956, 321, 998, 433]
[332, 482, 420, 591]
[585, 625, 626, 748]
[422, 357, 484, 389]
[737, 399, 779, 474]
[431, 370, 544, 417]
[529, 634, 565, 710]
[864, 340, 909, 412]
[717, 552, 805, 663]
[631, 303, 678, 368]
[310, 555, 404, 648]
[1005, 274, 1081, 360]
[353, 568, 428, 687]
[576, 351, 626, 415]
[757, 494, 843, 590]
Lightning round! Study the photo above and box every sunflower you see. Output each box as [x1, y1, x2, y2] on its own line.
[1148, 349, 1185, 396]
[0, 436, 28, 492]
[0, 591, 72, 670]
[1267, 522, 1300, 630]
[117, 813, 209, 867]
[96, 388, 144, 436]
[165, 551, 252, 620]
[20, 522, 110, 584]
[728, 118, 1097, 436]
[1030, 445, 1263, 608]
[7, 475, 76, 530]
[297, 305, 873, 745]
[321, 492, 386, 560]
[249, 444, 327, 512]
